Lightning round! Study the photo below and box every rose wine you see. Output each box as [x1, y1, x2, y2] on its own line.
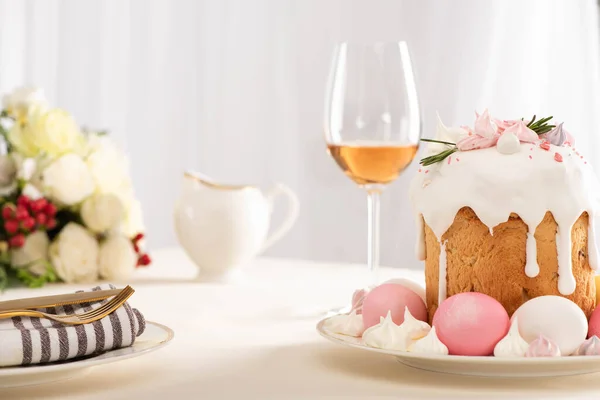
[327, 142, 419, 185]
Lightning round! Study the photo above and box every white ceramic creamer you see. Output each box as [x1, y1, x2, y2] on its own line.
[174, 172, 299, 280]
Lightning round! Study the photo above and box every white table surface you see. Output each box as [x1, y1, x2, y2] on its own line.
[3, 247, 600, 400]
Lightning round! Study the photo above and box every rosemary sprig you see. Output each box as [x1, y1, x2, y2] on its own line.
[419, 138, 458, 166]
[525, 115, 555, 135]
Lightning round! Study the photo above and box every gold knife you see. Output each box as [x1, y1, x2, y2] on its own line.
[0, 288, 123, 312]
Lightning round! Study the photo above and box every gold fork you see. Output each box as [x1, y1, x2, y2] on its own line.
[0, 285, 135, 325]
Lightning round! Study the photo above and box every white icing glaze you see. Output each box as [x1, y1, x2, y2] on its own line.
[324, 310, 364, 337]
[411, 119, 600, 295]
[438, 240, 447, 303]
[493, 317, 529, 357]
[415, 215, 426, 260]
[410, 326, 448, 355]
[525, 228, 539, 277]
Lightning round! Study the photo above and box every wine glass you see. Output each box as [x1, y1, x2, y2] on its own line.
[324, 41, 421, 313]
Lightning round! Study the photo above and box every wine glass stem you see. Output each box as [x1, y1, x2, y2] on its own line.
[366, 186, 381, 286]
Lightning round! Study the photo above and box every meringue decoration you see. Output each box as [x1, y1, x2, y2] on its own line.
[362, 311, 407, 350]
[473, 109, 497, 138]
[362, 308, 431, 351]
[493, 317, 529, 357]
[525, 334, 561, 357]
[502, 120, 539, 144]
[456, 133, 499, 151]
[573, 336, 600, 356]
[496, 132, 521, 155]
[323, 310, 365, 337]
[544, 122, 566, 146]
[410, 326, 448, 355]
[351, 288, 368, 313]
[361, 283, 427, 329]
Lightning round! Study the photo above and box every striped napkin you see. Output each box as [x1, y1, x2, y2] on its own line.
[0, 284, 146, 367]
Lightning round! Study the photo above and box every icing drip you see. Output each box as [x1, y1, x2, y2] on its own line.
[438, 240, 448, 303]
[556, 222, 576, 295]
[525, 228, 539, 278]
[410, 130, 600, 296]
[588, 219, 599, 271]
[415, 215, 426, 261]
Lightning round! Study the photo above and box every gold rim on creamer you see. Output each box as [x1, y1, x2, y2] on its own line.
[183, 171, 255, 190]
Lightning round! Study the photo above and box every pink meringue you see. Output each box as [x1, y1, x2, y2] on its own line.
[493, 119, 523, 133]
[503, 121, 539, 144]
[573, 336, 600, 356]
[456, 134, 499, 151]
[351, 288, 368, 314]
[473, 109, 497, 138]
[542, 123, 566, 146]
[525, 335, 561, 357]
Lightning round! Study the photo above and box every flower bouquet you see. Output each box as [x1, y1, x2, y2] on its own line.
[0, 87, 150, 290]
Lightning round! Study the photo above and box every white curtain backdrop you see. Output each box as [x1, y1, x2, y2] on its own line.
[0, 0, 598, 269]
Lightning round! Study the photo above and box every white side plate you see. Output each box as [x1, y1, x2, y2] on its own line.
[317, 318, 600, 377]
[0, 321, 174, 388]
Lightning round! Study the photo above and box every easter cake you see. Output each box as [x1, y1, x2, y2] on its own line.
[410, 111, 600, 321]
[322, 111, 600, 358]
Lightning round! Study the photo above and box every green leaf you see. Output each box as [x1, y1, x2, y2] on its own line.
[0, 266, 8, 292]
[15, 263, 59, 288]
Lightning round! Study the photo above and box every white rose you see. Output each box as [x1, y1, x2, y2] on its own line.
[81, 193, 124, 233]
[49, 223, 99, 283]
[119, 197, 145, 237]
[2, 87, 47, 119]
[21, 183, 42, 200]
[11, 231, 50, 276]
[98, 235, 136, 281]
[42, 153, 95, 205]
[14, 156, 37, 181]
[7, 106, 84, 157]
[85, 134, 131, 194]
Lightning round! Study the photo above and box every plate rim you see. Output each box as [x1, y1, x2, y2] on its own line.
[0, 320, 175, 375]
[316, 317, 600, 366]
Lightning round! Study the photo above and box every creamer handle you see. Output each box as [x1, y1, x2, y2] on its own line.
[259, 183, 299, 253]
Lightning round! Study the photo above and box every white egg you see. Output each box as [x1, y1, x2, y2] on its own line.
[512, 295, 587, 355]
[384, 278, 426, 303]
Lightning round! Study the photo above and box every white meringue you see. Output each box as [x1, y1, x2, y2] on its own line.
[362, 308, 430, 351]
[496, 132, 521, 155]
[410, 326, 448, 355]
[323, 310, 365, 337]
[362, 312, 405, 350]
[493, 317, 529, 357]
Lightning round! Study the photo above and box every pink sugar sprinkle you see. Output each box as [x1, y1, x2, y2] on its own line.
[425, 170, 429, 174]
[448, 156, 452, 165]
[554, 152, 563, 162]
[530, 147, 533, 151]
[581, 155, 584, 159]
[585, 161, 588, 164]
[418, 169, 422, 173]
[529, 155, 532, 159]
[456, 158, 460, 162]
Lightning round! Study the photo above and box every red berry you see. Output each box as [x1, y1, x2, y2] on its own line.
[21, 217, 35, 231]
[2, 205, 14, 220]
[133, 242, 140, 253]
[44, 203, 57, 217]
[9, 234, 25, 248]
[15, 205, 29, 220]
[4, 219, 19, 234]
[30, 198, 48, 213]
[17, 195, 29, 208]
[46, 218, 57, 229]
[35, 213, 47, 226]
[133, 233, 144, 243]
[137, 253, 151, 267]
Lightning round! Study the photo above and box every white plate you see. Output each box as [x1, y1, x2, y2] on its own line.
[317, 318, 600, 377]
[0, 321, 174, 388]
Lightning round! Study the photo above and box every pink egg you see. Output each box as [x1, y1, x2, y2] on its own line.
[432, 293, 509, 356]
[588, 305, 600, 338]
[362, 283, 427, 329]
